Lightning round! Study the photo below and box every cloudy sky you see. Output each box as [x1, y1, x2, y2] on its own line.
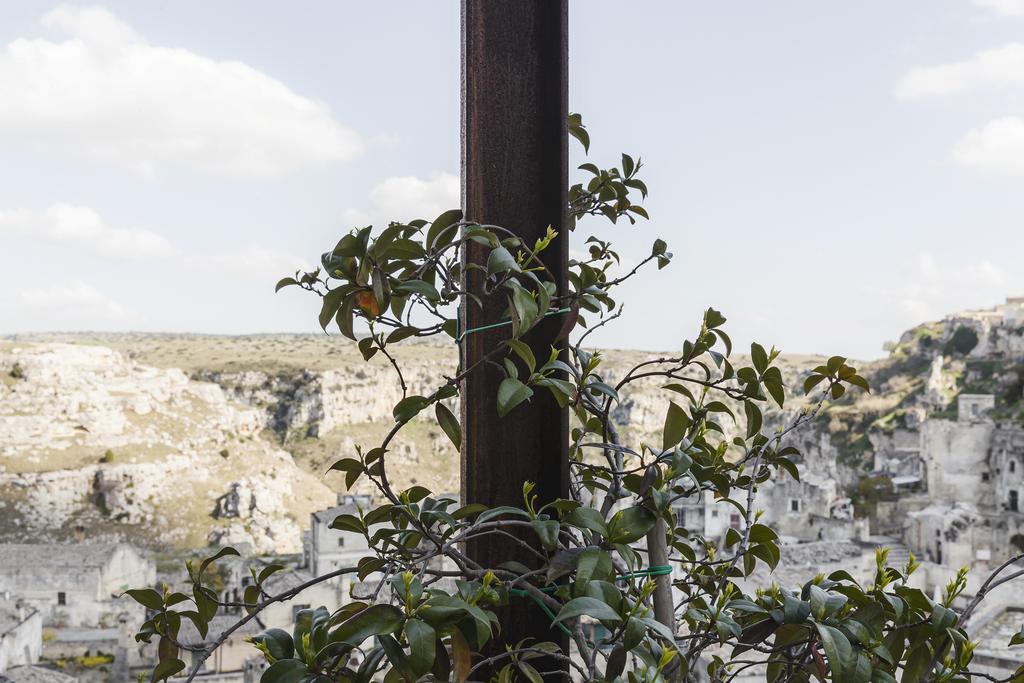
[0, 2, 1022, 359]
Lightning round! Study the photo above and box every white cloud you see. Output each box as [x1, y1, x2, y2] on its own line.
[0, 203, 173, 260]
[13, 279, 128, 320]
[899, 253, 1009, 322]
[953, 116, 1024, 173]
[344, 172, 460, 226]
[185, 245, 311, 279]
[973, 0, 1024, 16]
[0, 4, 362, 178]
[896, 43, 1024, 98]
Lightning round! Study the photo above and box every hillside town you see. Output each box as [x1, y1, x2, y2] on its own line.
[2, 298, 1024, 680]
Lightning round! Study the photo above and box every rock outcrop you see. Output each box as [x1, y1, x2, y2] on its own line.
[0, 342, 333, 553]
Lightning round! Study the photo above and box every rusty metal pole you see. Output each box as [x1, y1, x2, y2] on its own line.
[460, 0, 570, 663]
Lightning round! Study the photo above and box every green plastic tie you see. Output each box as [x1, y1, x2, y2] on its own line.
[455, 307, 572, 343]
[454, 306, 572, 373]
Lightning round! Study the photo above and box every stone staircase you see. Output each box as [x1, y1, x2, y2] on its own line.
[866, 535, 911, 569]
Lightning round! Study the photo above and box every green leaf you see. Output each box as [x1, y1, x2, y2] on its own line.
[378, 634, 416, 683]
[150, 656, 186, 683]
[846, 374, 871, 393]
[394, 279, 440, 302]
[497, 377, 533, 418]
[404, 618, 436, 676]
[622, 153, 635, 177]
[425, 209, 463, 251]
[487, 246, 520, 275]
[508, 282, 539, 333]
[815, 623, 855, 682]
[336, 295, 357, 340]
[329, 604, 404, 647]
[251, 628, 294, 662]
[804, 373, 826, 395]
[356, 647, 386, 683]
[748, 524, 778, 544]
[751, 343, 768, 373]
[435, 403, 461, 450]
[901, 643, 934, 683]
[384, 239, 425, 260]
[319, 287, 346, 331]
[565, 507, 609, 537]
[662, 401, 689, 450]
[574, 550, 613, 595]
[274, 277, 298, 293]
[393, 396, 429, 423]
[765, 380, 785, 408]
[782, 592, 811, 624]
[607, 506, 657, 544]
[826, 355, 847, 374]
[507, 339, 537, 373]
[125, 588, 164, 611]
[623, 617, 645, 650]
[605, 644, 627, 680]
[531, 519, 560, 551]
[553, 597, 621, 625]
[744, 400, 762, 438]
[260, 659, 307, 683]
[568, 112, 590, 153]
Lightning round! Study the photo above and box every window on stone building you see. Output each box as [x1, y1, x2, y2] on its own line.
[982, 472, 990, 481]
[1011, 490, 1020, 513]
[57, 592, 66, 606]
[1012, 460, 1017, 474]
[789, 499, 801, 513]
[730, 513, 741, 529]
[338, 537, 345, 547]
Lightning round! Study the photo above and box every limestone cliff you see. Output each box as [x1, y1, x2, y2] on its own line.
[0, 342, 334, 553]
[6, 298, 1021, 552]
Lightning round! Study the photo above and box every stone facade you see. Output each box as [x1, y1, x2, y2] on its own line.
[0, 598, 40, 673]
[958, 394, 995, 422]
[0, 544, 154, 628]
[307, 495, 386, 598]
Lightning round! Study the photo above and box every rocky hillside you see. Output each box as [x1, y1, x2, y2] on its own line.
[0, 340, 334, 553]
[5, 299, 1021, 552]
[0, 332, 828, 553]
[816, 300, 1024, 477]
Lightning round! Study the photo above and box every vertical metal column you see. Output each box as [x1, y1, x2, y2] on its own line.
[460, 0, 570, 663]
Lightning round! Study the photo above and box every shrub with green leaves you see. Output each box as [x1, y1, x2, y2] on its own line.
[127, 116, 1023, 683]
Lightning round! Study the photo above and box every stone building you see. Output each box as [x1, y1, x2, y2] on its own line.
[958, 393, 995, 422]
[761, 467, 862, 543]
[889, 394, 1024, 595]
[176, 615, 263, 682]
[0, 544, 154, 628]
[255, 568, 342, 633]
[671, 490, 732, 542]
[0, 666, 77, 682]
[305, 494, 411, 600]
[919, 416, 994, 503]
[992, 427, 1024, 514]
[0, 597, 41, 673]
[306, 495, 374, 579]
